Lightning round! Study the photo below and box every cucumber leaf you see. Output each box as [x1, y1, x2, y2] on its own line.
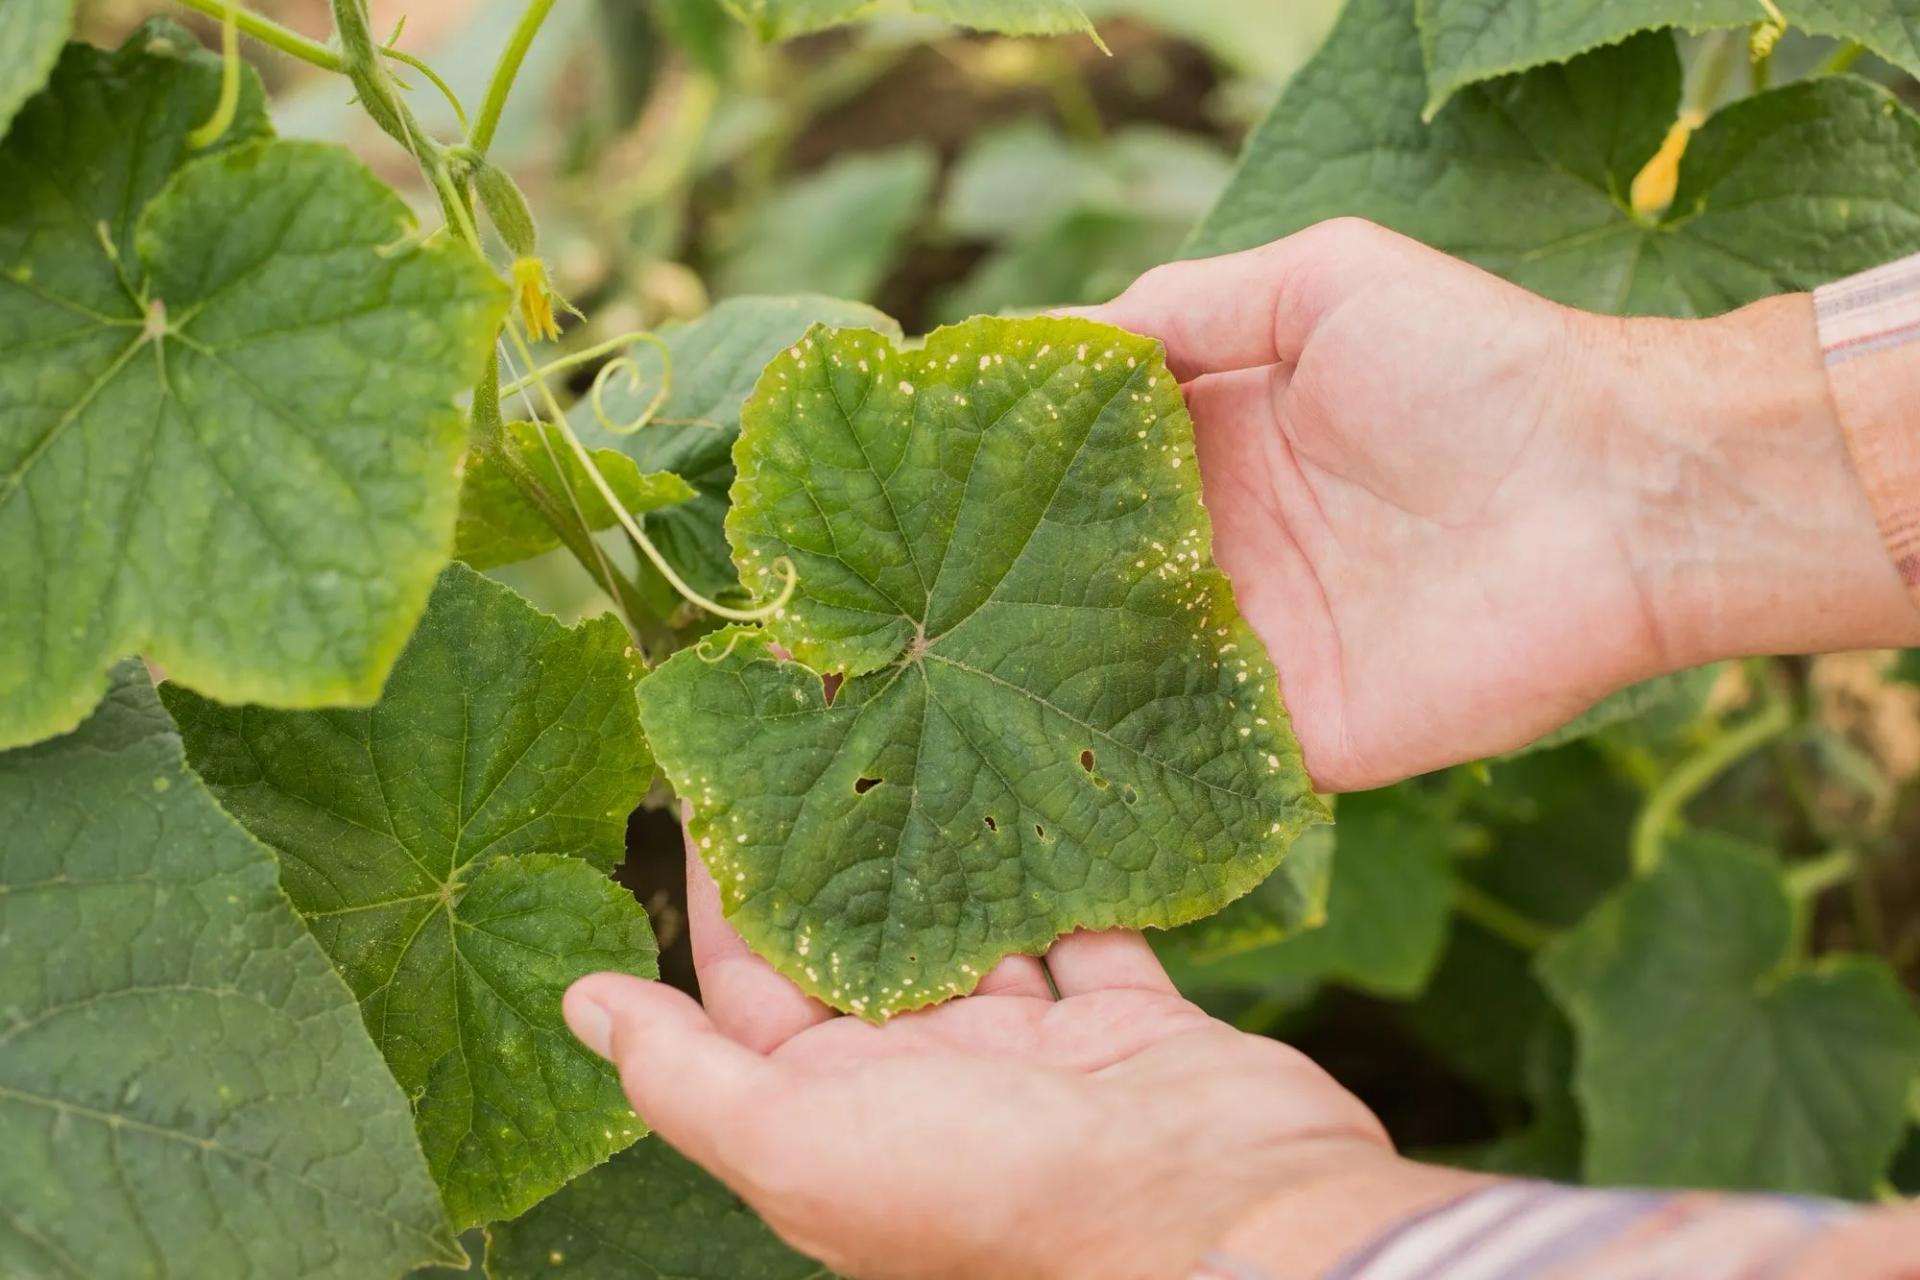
[163, 565, 659, 1227]
[0, 28, 506, 751]
[1540, 833, 1920, 1196]
[487, 1139, 835, 1279]
[1504, 665, 1722, 758]
[638, 316, 1327, 1020]
[1189, 0, 1920, 318]
[1418, 1, 1920, 116]
[574, 295, 900, 600]
[0, 663, 462, 1277]
[456, 420, 695, 571]
[0, 0, 69, 139]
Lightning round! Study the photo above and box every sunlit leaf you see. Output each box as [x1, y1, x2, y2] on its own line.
[638, 316, 1326, 1019]
[0, 0, 68, 138]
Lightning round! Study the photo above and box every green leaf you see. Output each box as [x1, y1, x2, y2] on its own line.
[1189, 0, 1920, 317]
[720, 0, 1096, 42]
[1539, 833, 1920, 1196]
[1505, 665, 1721, 757]
[0, 663, 462, 1276]
[1891, 649, 1920, 685]
[1163, 788, 1454, 997]
[0, 29, 508, 751]
[1418, 1, 1920, 115]
[715, 146, 937, 304]
[637, 316, 1327, 1019]
[487, 1138, 835, 1279]
[0, 0, 69, 139]
[162, 565, 659, 1227]
[573, 296, 900, 600]
[1158, 822, 1333, 965]
[456, 420, 696, 571]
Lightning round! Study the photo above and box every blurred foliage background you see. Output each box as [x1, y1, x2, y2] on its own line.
[77, 0, 1920, 1188]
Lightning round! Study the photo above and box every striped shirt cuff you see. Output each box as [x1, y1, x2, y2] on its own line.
[1815, 254, 1920, 598]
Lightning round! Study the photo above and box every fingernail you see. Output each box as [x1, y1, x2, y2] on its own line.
[565, 992, 614, 1060]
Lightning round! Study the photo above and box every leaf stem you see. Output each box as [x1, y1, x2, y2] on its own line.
[1784, 847, 1858, 901]
[186, 3, 242, 148]
[1452, 881, 1557, 953]
[468, 0, 556, 156]
[1630, 678, 1794, 875]
[171, 0, 343, 71]
[1815, 39, 1868, 76]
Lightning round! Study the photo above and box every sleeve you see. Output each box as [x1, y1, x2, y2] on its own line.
[1815, 254, 1920, 600]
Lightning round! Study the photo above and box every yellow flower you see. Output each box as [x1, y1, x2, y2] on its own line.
[511, 256, 560, 342]
[1630, 109, 1705, 220]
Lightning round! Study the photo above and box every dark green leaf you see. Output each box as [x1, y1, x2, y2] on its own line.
[1158, 822, 1333, 966]
[164, 565, 659, 1227]
[1190, 0, 1920, 317]
[0, 664, 462, 1276]
[1504, 666, 1721, 757]
[1540, 833, 1920, 1195]
[573, 296, 900, 600]
[0, 29, 507, 750]
[456, 420, 696, 571]
[638, 316, 1326, 1019]
[487, 1139, 835, 1279]
[1418, 1, 1920, 115]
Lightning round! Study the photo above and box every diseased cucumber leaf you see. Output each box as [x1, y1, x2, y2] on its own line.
[487, 1139, 836, 1279]
[1158, 822, 1333, 966]
[638, 316, 1327, 1019]
[720, 0, 1096, 43]
[163, 565, 659, 1227]
[1505, 664, 1722, 758]
[1163, 788, 1454, 997]
[0, 0, 69, 139]
[1418, 0, 1920, 116]
[1190, 0, 1920, 317]
[0, 663, 462, 1277]
[1539, 833, 1920, 1196]
[456, 420, 695, 571]
[0, 27, 507, 751]
[573, 295, 900, 600]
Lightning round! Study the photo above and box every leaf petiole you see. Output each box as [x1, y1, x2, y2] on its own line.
[170, 0, 344, 72]
[468, 0, 555, 156]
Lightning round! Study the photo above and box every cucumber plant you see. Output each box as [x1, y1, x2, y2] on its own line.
[2, 1, 1919, 1276]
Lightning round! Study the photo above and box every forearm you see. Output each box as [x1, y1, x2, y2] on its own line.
[1602, 293, 1920, 671]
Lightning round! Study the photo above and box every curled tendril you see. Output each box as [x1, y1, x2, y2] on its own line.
[496, 331, 675, 434]
[187, 3, 241, 150]
[498, 317, 799, 626]
[694, 627, 756, 665]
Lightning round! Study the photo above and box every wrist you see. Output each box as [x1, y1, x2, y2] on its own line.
[1190, 1145, 1491, 1279]
[1600, 295, 1920, 671]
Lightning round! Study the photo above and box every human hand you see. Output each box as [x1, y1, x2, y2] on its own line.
[563, 843, 1420, 1280]
[1075, 219, 1920, 791]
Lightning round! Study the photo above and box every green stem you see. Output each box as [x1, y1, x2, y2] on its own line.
[1630, 682, 1794, 875]
[1815, 39, 1868, 76]
[171, 0, 343, 71]
[1784, 847, 1858, 901]
[1453, 882, 1557, 953]
[1688, 29, 1743, 116]
[468, 0, 556, 156]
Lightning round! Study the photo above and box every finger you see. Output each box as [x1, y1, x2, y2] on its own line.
[685, 831, 836, 1053]
[968, 952, 1054, 1000]
[564, 972, 780, 1175]
[1043, 928, 1177, 997]
[1067, 218, 1402, 381]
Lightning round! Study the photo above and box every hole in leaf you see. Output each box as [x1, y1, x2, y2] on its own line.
[983, 815, 998, 832]
[822, 672, 844, 706]
[854, 776, 882, 795]
[1078, 749, 1095, 773]
[1034, 823, 1046, 838]
[1121, 785, 1138, 805]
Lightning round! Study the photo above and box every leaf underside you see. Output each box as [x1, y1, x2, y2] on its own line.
[1190, 0, 1920, 318]
[1540, 834, 1920, 1196]
[164, 565, 659, 1227]
[0, 664, 462, 1277]
[487, 1138, 836, 1279]
[0, 27, 506, 751]
[1417, 0, 1920, 115]
[638, 315, 1326, 1020]
[573, 294, 901, 600]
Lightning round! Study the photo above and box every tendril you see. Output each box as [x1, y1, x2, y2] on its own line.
[187, 3, 242, 150]
[694, 628, 754, 664]
[499, 317, 799, 625]
[497, 330, 673, 435]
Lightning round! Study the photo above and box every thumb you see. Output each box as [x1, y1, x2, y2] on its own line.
[1069, 217, 1400, 381]
[565, 973, 780, 1173]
